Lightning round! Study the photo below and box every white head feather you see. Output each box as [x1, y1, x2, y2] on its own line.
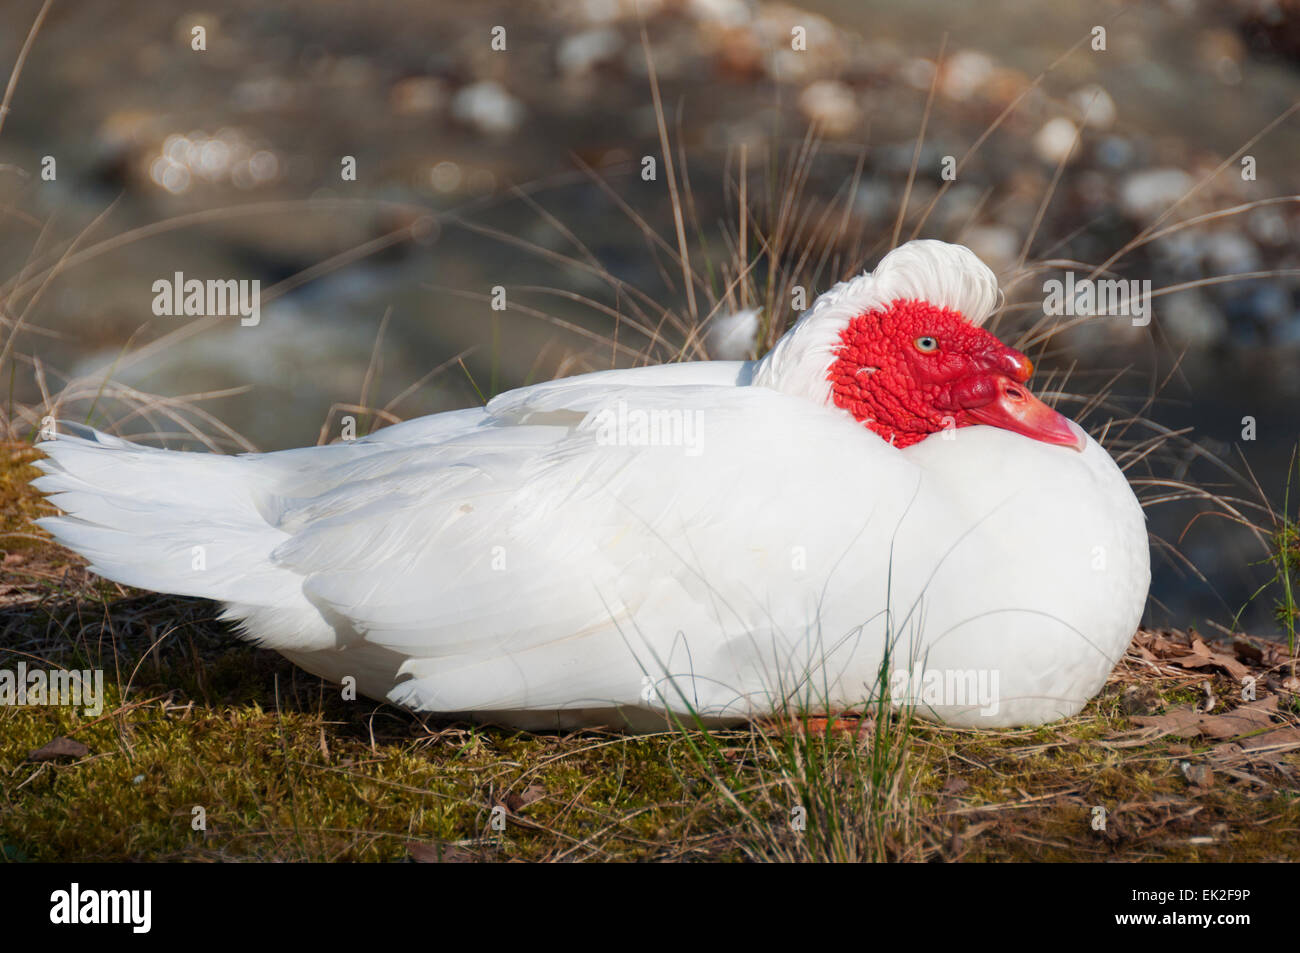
[751, 240, 1002, 405]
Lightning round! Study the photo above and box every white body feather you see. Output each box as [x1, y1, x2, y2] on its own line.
[33, 242, 1149, 728]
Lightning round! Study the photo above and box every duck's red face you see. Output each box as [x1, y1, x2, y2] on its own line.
[827, 298, 1084, 451]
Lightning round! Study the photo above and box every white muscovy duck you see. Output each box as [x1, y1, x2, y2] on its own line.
[32, 240, 1149, 729]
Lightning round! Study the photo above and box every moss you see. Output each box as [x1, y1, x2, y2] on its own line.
[3, 446, 1298, 861]
[0, 444, 55, 555]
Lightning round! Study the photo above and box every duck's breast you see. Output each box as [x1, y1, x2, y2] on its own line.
[885, 426, 1150, 726]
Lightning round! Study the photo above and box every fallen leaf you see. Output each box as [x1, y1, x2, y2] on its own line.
[1208, 741, 1242, 758]
[1240, 726, 1300, 752]
[1166, 637, 1251, 681]
[1131, 696, 1280, 741]
[407, 841, 477, 863]
[1130, 644, 1159, 663]
[501, 783, 547, 814]
[1233, 639, 1263, 665]
[26, 737, 90, 762]
[1150, 634, 1185, 658]
[1130, 709, 1203, 737]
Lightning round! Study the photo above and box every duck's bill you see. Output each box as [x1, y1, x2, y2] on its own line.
[966, 389, 1086, 452]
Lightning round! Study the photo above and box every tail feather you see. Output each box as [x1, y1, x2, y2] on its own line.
[34, 422, 291, 605]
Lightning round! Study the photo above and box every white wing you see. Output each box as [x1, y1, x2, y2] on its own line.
[260, 373, 919, 722]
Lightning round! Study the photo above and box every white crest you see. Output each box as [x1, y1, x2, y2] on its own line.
[751, 240, 1001, 406]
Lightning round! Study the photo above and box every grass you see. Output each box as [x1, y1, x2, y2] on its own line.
[3, 5, 1300, 861]
[1270, 451, 1299, 653]
[4, 443, 1299, 862]
[1231, 446, 1300, 659]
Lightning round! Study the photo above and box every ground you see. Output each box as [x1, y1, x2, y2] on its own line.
[3, 443, 1298, 862]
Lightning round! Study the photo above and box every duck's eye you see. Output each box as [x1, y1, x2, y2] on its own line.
[914, 336, 939, 353]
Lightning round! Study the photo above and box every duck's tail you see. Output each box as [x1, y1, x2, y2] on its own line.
[32, 422, 290, 606]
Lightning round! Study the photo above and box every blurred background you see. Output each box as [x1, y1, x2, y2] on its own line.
[0, 0, 1297, 634]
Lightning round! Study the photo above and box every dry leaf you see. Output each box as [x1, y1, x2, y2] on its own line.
[1130, 709, 1204, 737]
[1131, 696, 1280, 741]
[1233, 640, 1264, 665]
[1240, 726, 1300, 752]
[26, 737, 90, 762]
[1130, 644, 1159, 663]
[1166, 637, 1251, 681]
[407, 841, 477, 863]
[501, 784, 547, 813]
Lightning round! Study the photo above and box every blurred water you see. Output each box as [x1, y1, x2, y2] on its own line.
[0, 0, 1297, 634]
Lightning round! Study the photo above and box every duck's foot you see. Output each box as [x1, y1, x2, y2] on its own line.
[757, 711, 868, 736]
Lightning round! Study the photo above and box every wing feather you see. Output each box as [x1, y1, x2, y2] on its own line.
[262, 379, 914, 717]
